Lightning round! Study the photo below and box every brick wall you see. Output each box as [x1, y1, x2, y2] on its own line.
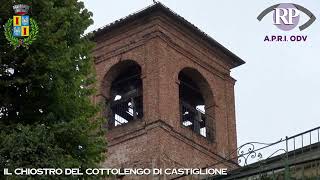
[93, 9, 240, 178]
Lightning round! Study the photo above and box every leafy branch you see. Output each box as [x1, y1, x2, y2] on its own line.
[4, 18, 20, 48]
[23, 18, 39, 47]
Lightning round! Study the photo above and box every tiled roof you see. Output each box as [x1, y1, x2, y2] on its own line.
[92, 2, 245, 68]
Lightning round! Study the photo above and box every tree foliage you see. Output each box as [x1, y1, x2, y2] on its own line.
[0, 0, 106, 178]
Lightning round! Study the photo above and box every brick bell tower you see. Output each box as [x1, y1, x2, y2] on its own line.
[92, 2, 245, 175]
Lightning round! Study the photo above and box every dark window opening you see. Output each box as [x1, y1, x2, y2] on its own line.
[179, 69, 213, 140]
[108, 63, 143, 128]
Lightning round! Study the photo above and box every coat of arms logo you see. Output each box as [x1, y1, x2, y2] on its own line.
[4, 4, 39, 49]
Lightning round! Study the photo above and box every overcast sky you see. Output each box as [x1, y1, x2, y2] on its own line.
[82, 0, 320, 146]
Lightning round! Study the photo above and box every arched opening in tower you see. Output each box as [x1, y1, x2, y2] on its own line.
[178, 68, 214, 140]
[108, 61, 143, 128]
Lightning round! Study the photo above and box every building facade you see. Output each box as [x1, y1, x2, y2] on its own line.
[92, 3, 244, 177]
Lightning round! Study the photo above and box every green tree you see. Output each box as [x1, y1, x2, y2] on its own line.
[0, 0, 106, 178]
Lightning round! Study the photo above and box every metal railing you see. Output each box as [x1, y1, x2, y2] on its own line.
[208, 126, 320, 179]
[180, 101, 214, 141]
[109, 95, 143, 128]
[235, 126, 320, 166]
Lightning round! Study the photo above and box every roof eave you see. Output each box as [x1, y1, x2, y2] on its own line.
[92, 2, 245, 68]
